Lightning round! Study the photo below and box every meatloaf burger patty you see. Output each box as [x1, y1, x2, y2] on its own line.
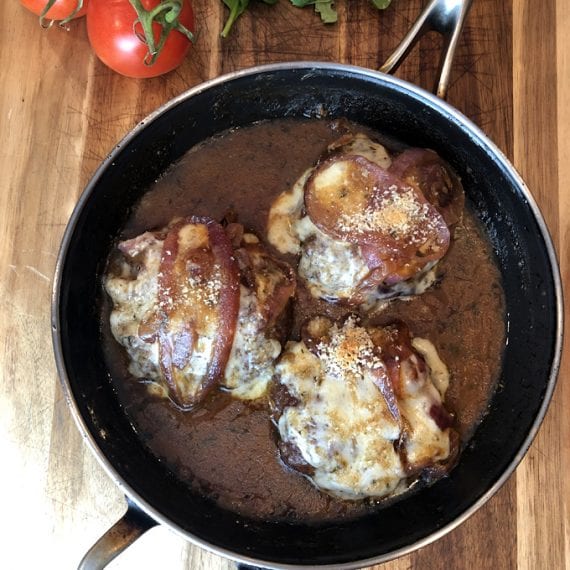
[267, 133, 464, 307]
[105, 216, 296, 409]
[271, 316, 457, 500]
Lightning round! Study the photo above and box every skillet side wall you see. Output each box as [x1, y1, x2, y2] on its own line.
[56, 67, 559, 566]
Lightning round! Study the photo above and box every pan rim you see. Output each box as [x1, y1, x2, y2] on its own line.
[51, 60, 564, 569]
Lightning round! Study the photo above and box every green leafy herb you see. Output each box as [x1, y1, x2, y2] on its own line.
[291, 0, 392, 23]
[220, 0, 392, 36]
[290, 0, 337, 24]
[221, 0, 278, 38]
[370, 0, 392, 9]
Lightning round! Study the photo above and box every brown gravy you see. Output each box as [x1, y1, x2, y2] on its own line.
[103, 118, 505, 522]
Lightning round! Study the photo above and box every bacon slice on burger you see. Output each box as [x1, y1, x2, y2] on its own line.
[305, 155, 451, 286]
[153, 217, 240, 408]
[389, 148, 465, 227]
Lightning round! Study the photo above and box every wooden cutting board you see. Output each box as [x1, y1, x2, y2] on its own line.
[0, 0, 568, 568]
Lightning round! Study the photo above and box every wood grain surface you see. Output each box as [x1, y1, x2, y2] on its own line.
[0, 0, 567, 568]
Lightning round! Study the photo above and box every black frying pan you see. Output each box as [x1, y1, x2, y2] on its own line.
[51, 0, 563, 568]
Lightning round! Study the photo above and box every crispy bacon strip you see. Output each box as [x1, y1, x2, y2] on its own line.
[156, 216, 240, 409]
[368, 323, 416, 397]
[429, 402, 454, 431]
[370, 360, 401, 426]
[389, 148, 465, 226]
[305, 155, 450, 284]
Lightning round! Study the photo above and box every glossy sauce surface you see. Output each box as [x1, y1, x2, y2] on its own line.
[104, 118, 505, 522]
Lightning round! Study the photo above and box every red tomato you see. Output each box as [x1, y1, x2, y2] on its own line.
[87, 0, 194, 79]
[21, 0, 88, 20]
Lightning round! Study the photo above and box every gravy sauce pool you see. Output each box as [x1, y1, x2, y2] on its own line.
[102, 118, 506, 522]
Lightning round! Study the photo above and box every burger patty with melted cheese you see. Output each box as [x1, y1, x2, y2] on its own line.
[105, 218, 295, 408]
[272, 316, 455, 500]
[267, 132, 464, 307]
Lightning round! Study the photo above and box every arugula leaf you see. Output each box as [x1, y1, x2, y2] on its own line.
[220, 0, 392, 37]
[314, 1, 337, 23]
[221, 0, 278, 38]
[290, 0, 391, 24]
[290, 0, 337, 24]
[370, 0, 392, 9]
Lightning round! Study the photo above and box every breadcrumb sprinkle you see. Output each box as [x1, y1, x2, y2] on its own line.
[316, 317, 385, 381]
[336, 186, 435, 244]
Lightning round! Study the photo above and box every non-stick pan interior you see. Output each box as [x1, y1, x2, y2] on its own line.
[55, 64, 560, 566]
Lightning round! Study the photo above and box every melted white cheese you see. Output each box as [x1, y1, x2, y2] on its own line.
[276, 328, 404, 500]
[105, 234, 163, 381]
[223, 286, 281, 400]
[362, 262, 439, 310]
[396, 342, 451, 468]
[334, 133, 393, 169]
[412, 336, 450, 396]
[296, 217, 370, 302]
[267, 169, 308, 255]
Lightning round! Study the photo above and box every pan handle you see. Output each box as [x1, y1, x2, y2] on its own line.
[78, 498, 158, 570]
[380, 0, 473, 99]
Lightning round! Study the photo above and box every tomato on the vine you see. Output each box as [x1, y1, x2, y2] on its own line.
[20, 0, 88, 21]
[87, 0, 194, 79]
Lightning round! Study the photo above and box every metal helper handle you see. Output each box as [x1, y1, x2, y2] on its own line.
[78, 499, 157, 570]
[380, 0, 474, 99]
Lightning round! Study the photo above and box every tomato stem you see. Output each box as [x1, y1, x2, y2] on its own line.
[128, 0, 194, 66]
[39, 0, 84, 28]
